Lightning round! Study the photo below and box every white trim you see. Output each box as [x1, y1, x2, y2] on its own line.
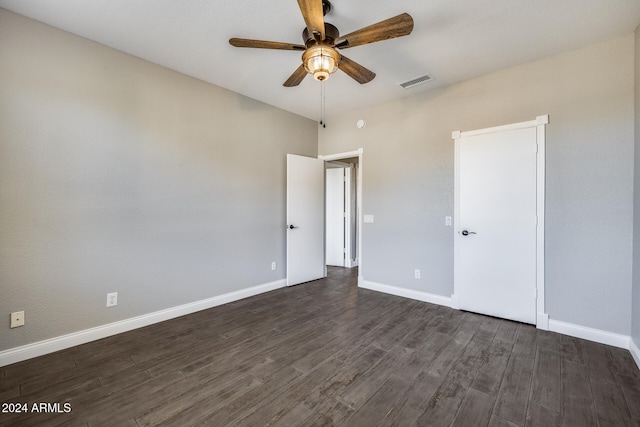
[318, 148, 363, 162]
[362, 277, 637, 368]
[536, 114, 550, 125]
[535, 118, 547, 329]
[453, 133, 462, 311]
[359, 279, 454, 308]
[537, 312, 549, 330]
[454, 116, 548, 139]
[450, 294, 460, 309]
[453, 116, 548, 328]
[630, 338, 640, 370]
[0, 279, 286, 367]
[344, 166, 353, 267]
[548, 319, 630, 349]
[357, 160, 362, 274]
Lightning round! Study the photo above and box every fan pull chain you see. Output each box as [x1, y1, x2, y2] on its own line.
[319, 80, 324, 127]
[319, 80, 326, 128]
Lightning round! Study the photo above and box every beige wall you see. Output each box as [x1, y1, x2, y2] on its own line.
[320, 36, 635, 335]
[0, 9, 317, 351]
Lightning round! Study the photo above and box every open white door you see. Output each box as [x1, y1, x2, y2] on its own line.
[287, 154, 325, 286]
[454, 118, 546, 325]
[326, 167, 345, 267]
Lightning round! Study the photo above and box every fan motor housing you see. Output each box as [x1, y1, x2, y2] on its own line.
[303, 23, 339, 47]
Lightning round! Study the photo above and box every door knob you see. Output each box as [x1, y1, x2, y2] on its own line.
[288, 224, 296, 229]
[461, 230, 476, 236]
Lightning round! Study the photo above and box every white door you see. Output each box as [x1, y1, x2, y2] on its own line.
[456, 126, 538, 324]
[286, 154, 325, 286]
[326, 167, 345, 266]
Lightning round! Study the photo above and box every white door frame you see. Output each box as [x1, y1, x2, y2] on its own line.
[343, 165, 354, 267]
[452, 115, 549, 330]
[319, 148, 363, 280]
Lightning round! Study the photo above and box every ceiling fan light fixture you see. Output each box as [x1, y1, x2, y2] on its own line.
[303, 45, 340, 81]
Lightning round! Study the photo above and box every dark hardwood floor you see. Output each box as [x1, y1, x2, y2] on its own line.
[1, 267, 639, 426]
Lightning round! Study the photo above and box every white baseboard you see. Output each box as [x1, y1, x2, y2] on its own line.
[536, 312, 549, 330]
[630, 338, 640, 370]
[0, 279, 286, 367]
[548, 319, 630, 349]
[450, 294, 460, 309]
[358, 278, 636, 360]
[359, 279, 453, 308]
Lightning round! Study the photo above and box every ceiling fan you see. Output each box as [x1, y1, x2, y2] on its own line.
[229, 0, 414, 87]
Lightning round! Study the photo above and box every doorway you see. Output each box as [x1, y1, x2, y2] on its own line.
[453, 116, 548, 327]
[325, 159, 358, 268]
[319, 149, 363, 277]
[286, 149, 363, 287]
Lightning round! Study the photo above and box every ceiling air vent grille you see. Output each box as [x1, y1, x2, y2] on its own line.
[399, 73, 434, 89]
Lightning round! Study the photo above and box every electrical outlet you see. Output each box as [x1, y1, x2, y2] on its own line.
[11, 311, 25, 328]
[271, 261, 277, 271]
[106, 292, 118, 307]
[414, 269, 421, 279]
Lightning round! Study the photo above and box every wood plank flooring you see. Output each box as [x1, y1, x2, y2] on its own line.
[1, 267, 639, 426]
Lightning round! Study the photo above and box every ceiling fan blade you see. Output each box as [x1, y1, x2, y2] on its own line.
[283, 64, 308, 87]
[297, 0, 325, 41]
[229, 38, 305, 51]
[335, 13, 414, 49]
[338, 55, 376, 84]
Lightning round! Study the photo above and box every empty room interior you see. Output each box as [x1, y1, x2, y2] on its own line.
[2, 1, 640, 426]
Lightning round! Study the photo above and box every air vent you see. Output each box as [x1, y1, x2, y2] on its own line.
[399, 73, 434, 89]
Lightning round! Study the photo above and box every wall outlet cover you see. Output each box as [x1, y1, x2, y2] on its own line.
[106, 292, 118, 307]
[11, 311, 25, 328]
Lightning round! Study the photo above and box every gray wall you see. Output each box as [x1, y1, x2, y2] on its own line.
[320, 36, 635, 335]
[633, 25, 640, 347]
[0, 10, 317, 351]
[1, 7, 637, 353]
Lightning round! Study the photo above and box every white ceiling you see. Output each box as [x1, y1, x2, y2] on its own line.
[1, 0, 640, 120]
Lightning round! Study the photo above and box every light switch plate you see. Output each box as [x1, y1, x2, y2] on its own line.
[364, 215, 374, 223]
